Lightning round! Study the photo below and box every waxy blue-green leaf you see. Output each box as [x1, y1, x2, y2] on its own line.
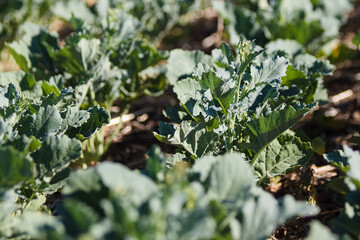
[193, 153, 255, 203]
[11, 211, 65, 240]
[253, 133, 313, 183]
[97, 162, 158, 206]
[31, 135, 81, 178]
[191, 153, 318, 239]
[0, 146, 34, 189]
[19, 105, 63, 140]
[6, 41, 31, 72]
[166, 49, 211, 84]
[324, 150, 350, 172]
[213, 0, 352, 56]
[194, 64, 236, 110]
[305, 221, 339, 240]
[65, 107, 90, 128]
[249, 57, 288, 89]
[237, 193, 318, 240]
[239, 104, 315, 160]
[68, 106, 110, 140]
[155, 121, 219, 158]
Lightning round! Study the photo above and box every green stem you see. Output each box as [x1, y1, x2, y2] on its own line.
[219, 210, 237, 232]
[226, 72, 244, 153]
[23, 184, 42, 210]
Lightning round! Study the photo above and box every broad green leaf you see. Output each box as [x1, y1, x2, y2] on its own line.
[31, 135, 81, 178]
[194, 64, 236, 109]
[344, 146, 360, 188]
[19, 106, 63, 140]
[194, 153, 255, 203]
[68, 106, 110, 139]
[238, 194, 318, 240]
[62, 168, 107, 214]
[12, 211, 65, 240]
[65, 107, 90, 128]
[41, 81, 61, 96]
[6, 136, 41, 154]
[239, 104, 315, 163]
[166, 49, 211, 84]
[0, 118, 12, 142]
[0, 146, 34, 189]
[58, 199, 99, 236]
[96, 162, 158, 206]
[305, 221, 339, 240]
[0, 191, 19, 235]
[52, 0, 94, 23]
[166, 204, 216, 240]
[253, 133, 312, 183]
[6, 41, 31, 72]
[173, 78, 202, 106]
[250, 57, 288, 88]
[324, 150, 350, 172]
[155, 121, 219, 158]
[192, 153, 318, 239]
[281, 65, 307, 87]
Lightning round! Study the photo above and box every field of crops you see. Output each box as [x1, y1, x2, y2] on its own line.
[0, 0, 360, 239]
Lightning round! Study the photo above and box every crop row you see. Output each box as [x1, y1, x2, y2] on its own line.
[0, 0, 359, 239]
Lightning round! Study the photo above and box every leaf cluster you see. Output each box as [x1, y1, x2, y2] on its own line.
[5, 11, 168, 110]
[2, 148, 318, 239]
[157, 41, 316, 183]
[0, 83, 109, 214]
[213, 0, 353, 56]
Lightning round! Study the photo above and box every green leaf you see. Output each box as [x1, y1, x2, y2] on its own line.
[324, 150, 350, 172]
[195, 64, 236, 109]
[0, 191, 19, 234]
[344, 146, 360, 188]
[145, 146, 166, 182]
[191, 153, 318, 239]
[253, 133, 313, 183]
[52, 0, 94, 23]
[353, 31, 360, 48]
[19, 106, 63, 140]
[96, 162, 158, 206]
[250, 57, 288, 88]
[193, 153, 255, 203]
[238, 194, 318, 240]
[12, 211, 65, 240]
[62, 168, 107, 212]
[239, 104, 315, 164]
[41, 81, 61, 96]
[155, 121, 219, 158]
[220, 42, 235, 64]
[0, 146, 34, 189]
[65, 107, 90, 128]
[6, 41, 31, 72]
[166, 49, 211, 84]
[58, 199, 99, 236]
[68, 106, 110, 139]
[31, 135, 82, 178]
[305, 221, 339, 240]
